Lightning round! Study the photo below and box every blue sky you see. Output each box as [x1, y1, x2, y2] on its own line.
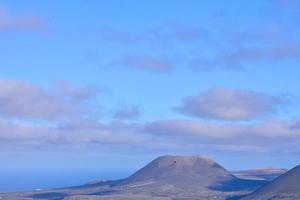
[0, 0, 300, 180]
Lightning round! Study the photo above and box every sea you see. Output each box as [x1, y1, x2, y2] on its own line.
[0, 169, 130, 192]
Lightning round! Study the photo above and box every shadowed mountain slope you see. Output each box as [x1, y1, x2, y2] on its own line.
[242, 166, 300, 200]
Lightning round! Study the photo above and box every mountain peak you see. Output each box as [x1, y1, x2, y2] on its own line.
[154, 154, 217, 166]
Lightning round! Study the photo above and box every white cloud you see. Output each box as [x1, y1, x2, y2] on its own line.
[175, 87, 285, 120]
[0, 7, 46, 32]
[0, 79, 99, 120]
[114, 54, 174, 73]
[113, 105, 141, 120]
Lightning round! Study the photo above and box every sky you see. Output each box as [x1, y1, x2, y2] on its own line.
[0, 0, 300, 183]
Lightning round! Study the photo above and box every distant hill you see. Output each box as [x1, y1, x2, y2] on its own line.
[232, 168, 287, 181]
[242, 166, 300, 200]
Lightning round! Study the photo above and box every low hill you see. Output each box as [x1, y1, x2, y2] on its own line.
[232, 168, 287, 181]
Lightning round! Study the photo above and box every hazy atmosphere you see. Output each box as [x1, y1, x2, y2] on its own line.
[1, 0, 300, 194]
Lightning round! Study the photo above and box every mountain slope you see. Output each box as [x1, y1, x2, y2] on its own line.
[242, 166, 300, 200]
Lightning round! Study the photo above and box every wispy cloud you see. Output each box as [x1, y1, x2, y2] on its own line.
[97, 19, 299, 73]
[188, 22, 300, 71]
[0, 7, 46, 32]
[175, 87, 286, 121]
[96, 23, 205, 44]
[113, 105, 141, 120]
[113, 54, 175, 73]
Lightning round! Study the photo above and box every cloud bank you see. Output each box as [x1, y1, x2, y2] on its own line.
[1, 116, 300, 154]
[0, 79, 298, 156]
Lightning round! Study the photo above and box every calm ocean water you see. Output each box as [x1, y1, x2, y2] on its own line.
[0, 169, 130, 192]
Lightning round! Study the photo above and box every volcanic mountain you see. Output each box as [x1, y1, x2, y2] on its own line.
[242, 165, 300, 200]
[119, 155, 234, 187]
[93, 155, 267, 199]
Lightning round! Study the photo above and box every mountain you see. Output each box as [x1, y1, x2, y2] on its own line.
[0, 155, 268, 200]
[232, 168, 287, 181]
[120, 155, 234, 186]
[242, 166, 300, 200]
[117, 155, 269, 200]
